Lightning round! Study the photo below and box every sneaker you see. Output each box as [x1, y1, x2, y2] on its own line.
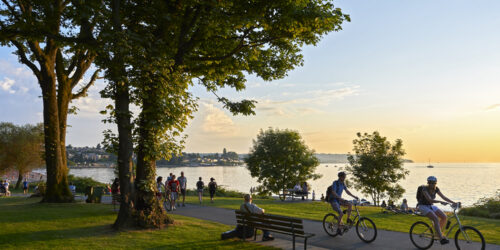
[182, 204, 186, 207]
[336, 228, 343, 236]
[440, 238, 449, 245]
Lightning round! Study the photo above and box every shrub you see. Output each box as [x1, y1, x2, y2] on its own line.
[185, 186, 271, 199]
[67, 175, 107, 193]
[460, 190, 500, 219]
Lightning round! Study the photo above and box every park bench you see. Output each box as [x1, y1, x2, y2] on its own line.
[278, 189, 310, 201]
[235, 210, 314, 250]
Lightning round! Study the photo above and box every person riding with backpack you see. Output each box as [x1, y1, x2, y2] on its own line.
[416, 176, 457, 245]
[329, 172, 358, 235]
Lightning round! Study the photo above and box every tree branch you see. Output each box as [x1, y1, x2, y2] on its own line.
[71, 69, 100, 100]
[9, 39, 41, 80]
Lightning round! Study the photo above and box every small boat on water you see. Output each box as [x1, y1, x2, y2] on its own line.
[325, 165, 328, 167]
[426, 158, 434, 168]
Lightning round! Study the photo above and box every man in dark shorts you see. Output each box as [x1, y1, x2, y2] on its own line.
[23, 179, 29, 194]
[196, 177, 204, 204]
[208, 177, 217, 203]
[330, 172, 358, 235]
[177, 172, 187, 207]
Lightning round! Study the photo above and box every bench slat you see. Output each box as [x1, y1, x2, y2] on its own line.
[236, 216, 303, 229]
[235, 210, 302, 223]
[237, 221, 306, 235]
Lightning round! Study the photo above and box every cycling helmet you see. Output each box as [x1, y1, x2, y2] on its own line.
[338, 171, 346, 177]
[427, 176, 437, 182]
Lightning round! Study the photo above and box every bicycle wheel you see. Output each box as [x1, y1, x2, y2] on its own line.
[409, 221, 434, 250]
[454, 226, 485, 250]
[356, 217, 377, 243]
[323, 213, 340, 237]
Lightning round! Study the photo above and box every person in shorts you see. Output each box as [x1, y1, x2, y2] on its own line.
[196, 177, 204, 204]
[23, 179, 29, 194]
[208, 177, 217, 203]
[156, 176, 164, 200]
[329, 172, 358, 235]
[417, 176, 457, 245]
[177, 172, 187, 207]
[168, 175, 180, 210]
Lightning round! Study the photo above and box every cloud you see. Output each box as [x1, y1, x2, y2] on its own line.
[201, 103, 239, 135]
[0, 77, 15, 93]
[485, 104, 500, 111]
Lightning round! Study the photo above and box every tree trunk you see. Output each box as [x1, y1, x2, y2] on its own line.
[108, 0, 138, 229]
[133, 101, 172, 228]
[15, 170, 23, 189]
[41, 74, 73, 203]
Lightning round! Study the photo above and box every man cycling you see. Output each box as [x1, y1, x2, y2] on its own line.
[330, 171, 358, 235]
[417, 176, 457, 245]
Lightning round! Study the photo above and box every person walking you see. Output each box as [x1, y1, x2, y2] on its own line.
[23, 179, 29, 194]
[168, 175, 180, 211]
[177, 172, 187, 207]
[196, 177, 204, 204]
[208, 177, 217, 203]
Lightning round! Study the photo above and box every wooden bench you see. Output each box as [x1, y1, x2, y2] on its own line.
[235, 210, 314, 250]
[279, 189, 310, 201]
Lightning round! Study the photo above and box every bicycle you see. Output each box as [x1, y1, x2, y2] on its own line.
[409, 202, 485, 250]
[322, 199, 377, 243]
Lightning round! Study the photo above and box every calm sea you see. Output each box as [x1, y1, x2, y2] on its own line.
[46, 163, 499, 208]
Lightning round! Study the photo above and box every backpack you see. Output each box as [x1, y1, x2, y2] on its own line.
[196, 181, 204, 189]
[416, 185, 426, 204]
[325, 185, 333, 202]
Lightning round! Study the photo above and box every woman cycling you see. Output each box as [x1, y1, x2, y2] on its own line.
[417, 176, 457, 245]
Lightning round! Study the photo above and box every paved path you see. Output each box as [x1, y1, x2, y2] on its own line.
[170, 204, 499, 250]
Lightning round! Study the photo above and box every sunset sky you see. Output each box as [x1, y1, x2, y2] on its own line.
[1, 0, 500, 162]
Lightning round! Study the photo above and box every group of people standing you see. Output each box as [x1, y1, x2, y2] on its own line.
[156, 172, 188, 211]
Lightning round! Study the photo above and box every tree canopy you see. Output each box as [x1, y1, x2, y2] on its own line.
[346, 131, 409, 206]
[245, 128, 321, 194]
[0, 123, 44, 189]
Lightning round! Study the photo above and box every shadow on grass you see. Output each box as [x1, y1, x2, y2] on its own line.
[146, 239, 265, 249]
[0, 224, 116, 245]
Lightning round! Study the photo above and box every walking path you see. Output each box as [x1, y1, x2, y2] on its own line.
[171, 203, 499, 250]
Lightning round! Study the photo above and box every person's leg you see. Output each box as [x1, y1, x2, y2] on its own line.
[330, 202, 344, 230]
[425, 211, 443, 239]
[181, 189, 186, 206]
[434, 208, 447, 233]
[345, 202, 353, 223]
[198, 191, 202, 203]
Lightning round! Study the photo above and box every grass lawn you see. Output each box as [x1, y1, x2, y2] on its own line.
[0, 197, 275, 250]
[185, 196, 500, 245]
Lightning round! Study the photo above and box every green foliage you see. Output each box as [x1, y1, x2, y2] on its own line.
[245, 128, 321, 194]
[460, 190, 500, 219]
[67, 175, 107, 193]
[346, 132, 409, 206]
[0, 123, 44, 188]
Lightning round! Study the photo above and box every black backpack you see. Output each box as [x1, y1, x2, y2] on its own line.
[325, 185, 333, 202]
[416, 185, 426, 204]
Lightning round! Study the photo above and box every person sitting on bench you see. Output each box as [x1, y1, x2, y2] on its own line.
[241, 194, 274, 241]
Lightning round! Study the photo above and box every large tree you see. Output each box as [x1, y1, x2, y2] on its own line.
[246, 128, 321, 195]
[0, 123, 44, 189]
[0, 0, 104, 202]
[97, 0, 349, 228]
[346, 131, 409, 206]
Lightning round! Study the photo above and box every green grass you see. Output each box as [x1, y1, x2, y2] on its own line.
[0, 197, 275, 250]
[186, 196, 500, 245]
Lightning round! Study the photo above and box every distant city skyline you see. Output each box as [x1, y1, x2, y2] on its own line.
[2, 0, 500, 162]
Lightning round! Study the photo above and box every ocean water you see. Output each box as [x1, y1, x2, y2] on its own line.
[55, 163, 499, 208]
